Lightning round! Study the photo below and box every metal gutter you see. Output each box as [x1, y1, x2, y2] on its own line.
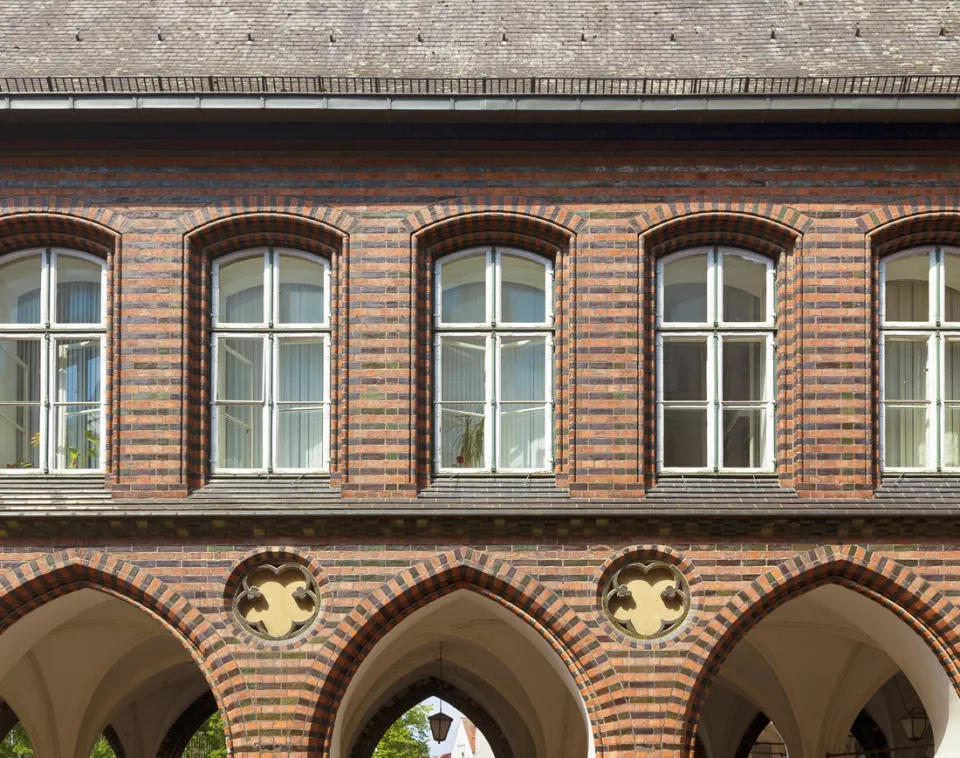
[0, 92, 959, 114]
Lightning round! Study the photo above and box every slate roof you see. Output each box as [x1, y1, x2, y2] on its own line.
[1, 0, 960, 79]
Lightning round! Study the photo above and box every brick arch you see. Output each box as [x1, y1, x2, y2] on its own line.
[309, 547, 626, 756]
[857, 202, 960, 257]
[0, 549, 243, 753]
[0, 195, 130, 253]
[177, 196, 358, 240]
[177, 199, 356, 491]
[633, 198, 813, 237]
[404, 195, 586, 240]
[664, 545, 960, 758]
[633, 200, 811, 259]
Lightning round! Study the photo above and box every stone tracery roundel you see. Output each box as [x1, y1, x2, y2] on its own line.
[233, 561, 321, 640]
[602, 560, 690, 639]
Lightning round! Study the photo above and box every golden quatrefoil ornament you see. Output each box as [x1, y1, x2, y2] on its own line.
[234, 562, 320, 640]
[603, 561, 690, 639]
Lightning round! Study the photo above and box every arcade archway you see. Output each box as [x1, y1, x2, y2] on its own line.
[331, 589, 595, 758]
[697, 584, 953, 758]
[0, 588, 223, 758]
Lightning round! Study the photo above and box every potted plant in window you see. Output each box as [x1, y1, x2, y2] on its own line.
[453, 414, 484, 468]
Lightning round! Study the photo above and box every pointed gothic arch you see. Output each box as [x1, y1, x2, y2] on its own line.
[308, 547, 625, 756]
[665, 545, 960, 758]
[0, 548, 241, 754]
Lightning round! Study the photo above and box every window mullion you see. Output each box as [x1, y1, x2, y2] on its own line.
[490, 332, 497, 473]
[936, 331, 943, 471]
[266, 333, 274, 473]
[41, 332, 50, 473]
[546, 333, 554, 469]
[712, 331, 720, 473]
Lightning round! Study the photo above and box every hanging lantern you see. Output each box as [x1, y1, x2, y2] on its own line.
[429, 710, 454, 742]
[430, 641, 454, 743]
[899, 706, 930, 742]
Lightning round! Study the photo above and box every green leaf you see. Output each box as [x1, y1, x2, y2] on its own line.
[373, 703, 433, 758]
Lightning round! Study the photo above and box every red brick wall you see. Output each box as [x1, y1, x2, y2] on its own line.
[2, 536, 959, 758]
[2, 131, 960, 755]
[0, 142, 949, 497]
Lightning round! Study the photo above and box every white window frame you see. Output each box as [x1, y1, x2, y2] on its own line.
[880, 245, 960, 472]
[434, 247, 554, 474]
[0, 247, 107, 475]
[211, 247, 331, 474]
[656, 246, 776, 474]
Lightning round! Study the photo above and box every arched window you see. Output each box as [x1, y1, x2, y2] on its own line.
[434, 248, 553, 473]
[880, 245, 960, 471]
[656, 247, 775, 473]
[212, 248, 330, 473]
[0, 248, 106, 473]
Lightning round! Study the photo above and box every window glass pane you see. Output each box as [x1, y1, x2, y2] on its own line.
[278, 338, 325, 402]
[946, 340, 960, 402]
[662, 253, 708, 322]
[440, 403, 485, 468]
[884, 406, 927, 468]
[218, 255, 265, 324]
[500, 336, 546, 402]
[501, 254, 547, 323]
[0, 339, 43, 469]
[663, 339, 707, 401]
[54, 403, 100, 469]
[216, 405, 263, 469]
[884, 338, 928, 401]
[663, 408, 707, 468]
[722, 253, 767, 322]
[0, 338, 40, 403]
[722, 408, 767, 468]
[946, 252, 960, 322]
[440, 336, 486, 402]
[276, 337, 326, 470]
[945, 406, 960, 467]
[440, 254, 486, 324]
[56, 339, 101, 404]
[56, 255, 102, 324]
[500, 403, 547, 469]
[278, 254, 326, 324]
[217, 338, 263, 401]
[884, 253, 930, 322]
[0, 255, 42, 325]
[278, 407, 325, 469]
[723, 340, 768, 402]
[0, 404, 39, 469]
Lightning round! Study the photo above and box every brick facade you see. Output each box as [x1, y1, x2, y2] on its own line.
[3, 124, 960, 756]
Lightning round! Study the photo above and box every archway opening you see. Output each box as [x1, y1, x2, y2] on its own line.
[180, 712, 227, 758]
[368, 697, 497, 758]
[696, 584, 952, 758]
[0, 588, 222, 758]
[331, 589, 594, 758]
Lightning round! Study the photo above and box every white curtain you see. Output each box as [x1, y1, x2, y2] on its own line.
[439, 336, 486, 468]
[220, 290, 264, 468]
[12, 289, 41, 467]
[56, 337, 101, 469]
[884, 337, 927, 468]
[219, 280, 326, 470]
[277, 338, 325, 469]
[499, 337, 547, 469]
